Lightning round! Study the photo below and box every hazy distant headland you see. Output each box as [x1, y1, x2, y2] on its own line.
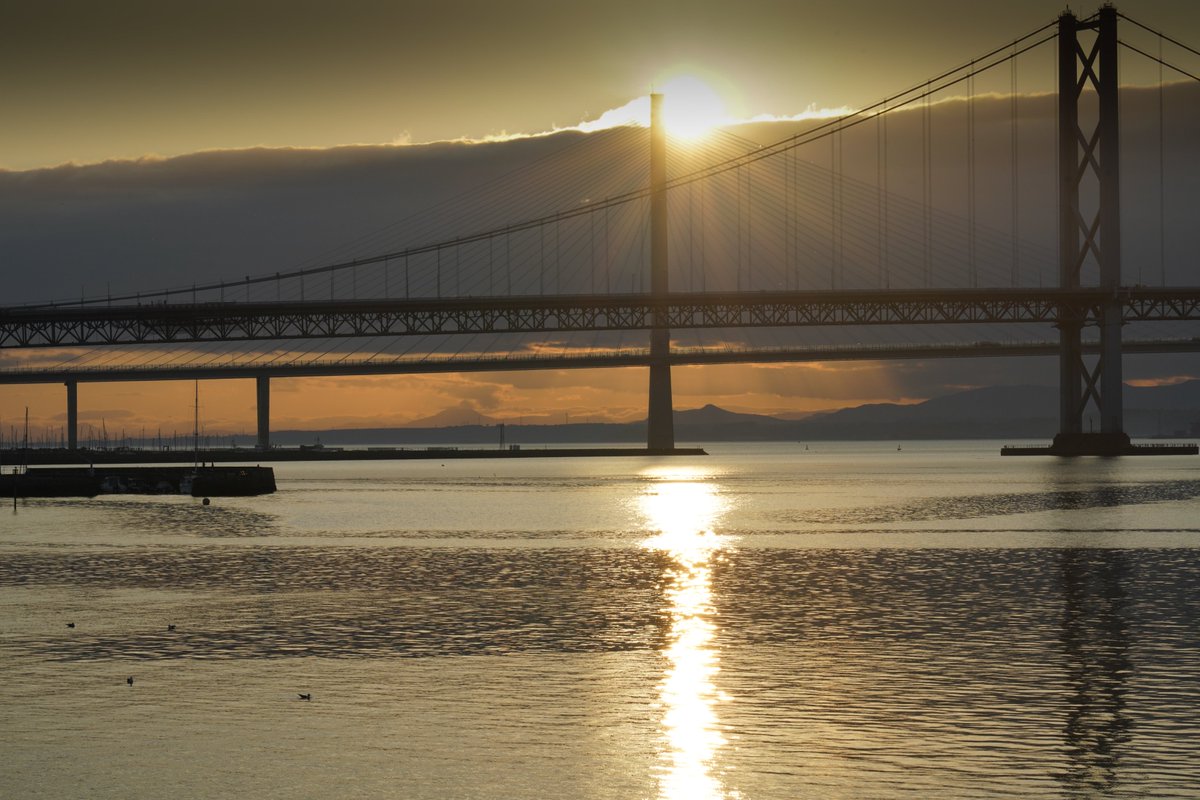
[254, 381, 1200, 446]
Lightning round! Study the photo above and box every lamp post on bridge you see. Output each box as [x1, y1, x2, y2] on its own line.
[647, 92, 676, 451]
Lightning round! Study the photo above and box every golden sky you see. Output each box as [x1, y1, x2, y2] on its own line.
[3, 0, 1195, 170]
[1, 362, 925, 440]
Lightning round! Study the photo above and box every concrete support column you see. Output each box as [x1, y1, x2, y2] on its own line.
[1100, 300, 1124, 434]
[66, 381, 78, 450]
[648, 345, 674, 449]
[256, 375, 270, 450]
[647, 92, 675, 450]
[1058, 324, 1081, 435]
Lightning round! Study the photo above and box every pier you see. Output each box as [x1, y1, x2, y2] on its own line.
[1, 465, 276, 497]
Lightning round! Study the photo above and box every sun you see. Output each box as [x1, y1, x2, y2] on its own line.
[659, 75, 727, 141]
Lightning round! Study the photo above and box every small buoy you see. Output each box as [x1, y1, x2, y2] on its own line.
[127, 676, 134, 686]
[202, 497, 211, 506]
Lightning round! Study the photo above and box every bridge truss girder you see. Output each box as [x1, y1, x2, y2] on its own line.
[2, 338, 1195, 386]
[2, 289, 1198, 350]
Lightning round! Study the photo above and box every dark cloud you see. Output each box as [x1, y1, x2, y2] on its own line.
[0, 130, 617, 302]
[4, 84, 1198, 305]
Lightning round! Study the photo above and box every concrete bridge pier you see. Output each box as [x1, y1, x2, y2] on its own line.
[65, 380, 78, 450]
[256, 375, 271, 450]
[1057, 323, 1082, 436]
[647, 335, 674, 450]
[1099, 299, 1125, 435]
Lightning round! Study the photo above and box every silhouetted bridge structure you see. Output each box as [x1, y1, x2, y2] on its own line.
[3, 7, 1199, 455]
[4, 289, 1200, 347]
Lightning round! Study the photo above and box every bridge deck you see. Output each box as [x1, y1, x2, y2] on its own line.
[3, 288, 1199, 350]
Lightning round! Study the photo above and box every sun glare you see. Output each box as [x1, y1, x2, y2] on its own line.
[571, 74, 730, 141]
[659, 76, 727, 141]
[639, 469, 734, 799]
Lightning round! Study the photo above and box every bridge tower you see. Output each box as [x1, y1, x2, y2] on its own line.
[1053, 6, 1127, 455]
[647, 92, 675, 450]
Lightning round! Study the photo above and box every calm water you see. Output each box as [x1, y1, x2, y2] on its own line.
[2, 441, 1199, 798]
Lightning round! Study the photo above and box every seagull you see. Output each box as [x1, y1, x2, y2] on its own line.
[127, 676, 134, 686]
[66, 622, 75, 629]
[298, 693, 312, 701]
[167, 624, 176, 631]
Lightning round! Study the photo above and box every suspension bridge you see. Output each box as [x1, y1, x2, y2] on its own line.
[2, 6, 1199, 455]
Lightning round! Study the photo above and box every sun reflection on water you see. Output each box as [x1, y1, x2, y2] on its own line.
[639, 467, 734, 800]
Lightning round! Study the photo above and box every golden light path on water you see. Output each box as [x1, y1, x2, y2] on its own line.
[639, 466, 736, 800]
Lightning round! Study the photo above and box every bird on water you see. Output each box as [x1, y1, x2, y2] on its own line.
[66, 622, 75, 628]
[126, 676, 134, 686]
[167, 624, 176, 631]
[298, 693, 312, 701]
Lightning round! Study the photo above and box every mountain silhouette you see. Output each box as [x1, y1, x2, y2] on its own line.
[258, 381, 1200, 445]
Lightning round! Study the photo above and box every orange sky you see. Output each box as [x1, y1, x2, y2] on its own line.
[1, 360, 934, 440]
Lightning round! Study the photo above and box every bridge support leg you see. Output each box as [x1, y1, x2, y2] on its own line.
[66, 381, 78, 450]
[1100, 299, 1124, 435]
[1050, 7, 1128, 456]
[1058, 324, 1082, 436]
[646, 92, 675, 451]
[648, 339, 674, 450]
[256, 375, 270, 450]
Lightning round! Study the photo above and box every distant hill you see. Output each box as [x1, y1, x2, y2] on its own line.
[674, 404, 793, 440]
[257, 381, 1200, 446]
[792, 385, 1061, 440]
[404, 406, 501, 428]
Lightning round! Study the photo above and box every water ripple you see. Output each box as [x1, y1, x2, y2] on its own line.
[778, 479, 1200, 525]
